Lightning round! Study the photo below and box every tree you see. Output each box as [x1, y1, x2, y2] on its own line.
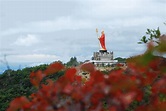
[66, 57, 79, 67]
[114, 57, 126, 63]
[138, 27, 161, 44]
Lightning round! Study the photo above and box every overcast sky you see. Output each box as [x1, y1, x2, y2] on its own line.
[0, 0, 166, 72]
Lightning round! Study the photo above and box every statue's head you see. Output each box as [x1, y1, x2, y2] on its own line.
[101, 30, 104, 34]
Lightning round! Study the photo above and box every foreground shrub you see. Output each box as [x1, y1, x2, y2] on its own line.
[7, 35, 166, 111]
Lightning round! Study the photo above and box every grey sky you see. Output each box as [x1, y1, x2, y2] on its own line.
[0, 0, 166, 72]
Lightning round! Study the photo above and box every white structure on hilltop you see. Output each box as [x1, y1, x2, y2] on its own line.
[91, 50, 118, 66]
[90, 29, 117, 66]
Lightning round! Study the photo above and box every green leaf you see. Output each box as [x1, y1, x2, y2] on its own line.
[138, 42, 142, 44]
[156, 27, 161, 38]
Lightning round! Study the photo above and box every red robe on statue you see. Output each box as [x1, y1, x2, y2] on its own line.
[99, 33, 106, 50]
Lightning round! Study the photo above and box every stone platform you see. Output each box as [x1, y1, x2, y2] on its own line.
[91, 50, 117, 66]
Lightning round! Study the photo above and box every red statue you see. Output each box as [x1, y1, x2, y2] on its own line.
[98, 30, 107, 50]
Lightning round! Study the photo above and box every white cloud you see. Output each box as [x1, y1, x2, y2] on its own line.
[111, 17, 162, 27]
[0, 54, 61, 72]
[1, 16, 94, 36]
[13, 34, 39, 46]
[33, 16, 93, 31]
[27, 62, 46, 67]
[6, 54, 60, 63]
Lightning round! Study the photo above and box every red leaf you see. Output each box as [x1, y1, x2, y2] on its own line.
[143, 71, 157, 86]
[158, 102, 166, 111]
[44, 62, 64, 75]
[152, 76, 166, 94]
[7, 96, 30, 111]
[116, 63, 123, 67]
[65, 68, 77, 82]
[72, 90, 83, 101]
[148, 58, 161, 71]
[30, 70, 44, 87]
[135, 106, 146, 111]
[91, 70, 104, 83]
[75, 75, 82, 83]
[63, 83, 73, 94]
[108, 106, 118, 111]
[82, 83, 93, 94]
[136, 90, 143, 102]
[120, 92, 136, 108]
[130, 75, 136, 81]
[80, 63, 95, 73]
[91, 92, 104, 105]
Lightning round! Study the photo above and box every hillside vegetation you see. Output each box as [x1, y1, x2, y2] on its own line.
[0, 64, 66, 111]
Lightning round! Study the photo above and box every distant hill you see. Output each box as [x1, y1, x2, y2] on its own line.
[0, 64, 65, 111]
[114, 57, 126, 62]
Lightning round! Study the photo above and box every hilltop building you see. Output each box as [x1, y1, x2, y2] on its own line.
[90, 29, 117, 66]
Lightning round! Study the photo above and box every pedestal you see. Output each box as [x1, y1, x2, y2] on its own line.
[99, 50, 107, 53]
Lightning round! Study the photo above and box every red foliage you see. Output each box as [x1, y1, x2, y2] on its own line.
[64, 68, 77, 83]
[30, 70, 45, 87]
[80, 63, 95, 73]
[44, 62, 64, 75]
[7, 96, 30, 111]
[7, 40, 166, 111]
